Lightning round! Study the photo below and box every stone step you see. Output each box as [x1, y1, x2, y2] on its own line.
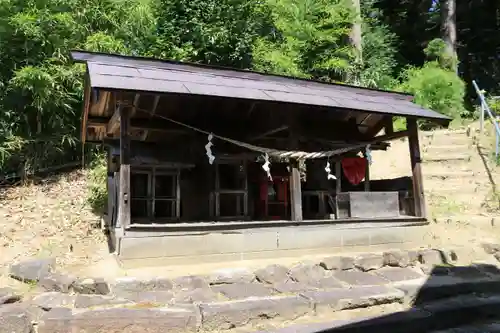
[425, 184, 484, 193]
[423, 154, 471, 163]
[422, 129, 469, 137]
[423, 145, 471, 154]
[258, 294, 500, 333]
[423, 177, 483, 188]
[427, 192, 489, 203]
[433, 215, 499, 228]
[424, 171, 475, 179]
[431, 322, 500, 333]
[424, 136, 471, 146]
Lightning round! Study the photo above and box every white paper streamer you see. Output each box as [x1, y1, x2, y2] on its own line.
[324, 161, 337, 180]
[365, 144, 372, 165]
[262, 153, 272, 180]
[205, 133, 215, 165]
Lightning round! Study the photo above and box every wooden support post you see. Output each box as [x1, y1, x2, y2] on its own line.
[407, 118, 426, 218]
[334, 160, 341, 219]
[287, 111, 303, 222]
[385, 116, 394, 135]
[117, 106, 131, 228]
[289, 160, 303, 222]
[364, 151, 370, 191]
[335, 160, 342, 193]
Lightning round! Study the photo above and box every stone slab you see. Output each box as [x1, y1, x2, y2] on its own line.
[255, 264, 291, 284]
[74, 294, 132, 308]
[0, 304, 33, 333]
[72, 278, 110, 295]
[383, 250, 411, 267]
[320, 256, 355, 270]
[418, 249, 444, 266]
[9, 258, 55, 283]
[473, 263, 500, 277]
[111, 277, 173, 294]
[432, 323, 500, 333]
[373, 267, 424, 282]
[272, 281, 315, 294]
[306, 277, 344, 289]
[254, 308, 431, 333]
[31, 292, 76, 310]
[173, 288, 221, 304]
[288, 262, 327, 283]
[200, 295, 311, 330]
[448, 266, 490, 280]
[38, 306, 198, 333]
[209, 268, 255, 284]
[300, 285, 404, 312]
[37, 308, 73, 333]
[354, 253, 385, 271]
[333, 270, 389, 286]
[118, 291, 174, 305]
[393, 275, 500, 304]
[173, 275, 209, 291]
[38, 273, 76, 293]
[0, 287, 21, 304]
[211, 283, 274, 299]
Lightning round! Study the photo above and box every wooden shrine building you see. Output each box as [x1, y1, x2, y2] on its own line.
[72, 51, 450, 266]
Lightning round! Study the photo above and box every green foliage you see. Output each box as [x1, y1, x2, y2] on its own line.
[154, 0, 272, 67]
[486, 96, 500, 116]
[397, 61, 466, 119]
[253, 0, 354, 81]
[87, 152, 107, 213]
[0, 0, 474, 184]
[0, 0, 154, 175]
[424, 38, 457, 72]
[357, 0, 398, 88]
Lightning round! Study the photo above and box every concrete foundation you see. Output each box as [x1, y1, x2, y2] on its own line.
[114, 220, 428, 268]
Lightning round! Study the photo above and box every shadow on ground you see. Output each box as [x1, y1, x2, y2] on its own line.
[273, 264, 500, 333]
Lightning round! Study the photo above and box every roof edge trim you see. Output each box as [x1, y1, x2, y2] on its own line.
[70, 50, 414, 101]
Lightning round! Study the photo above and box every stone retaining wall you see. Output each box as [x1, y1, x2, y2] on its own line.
[2, 247, 500, 332]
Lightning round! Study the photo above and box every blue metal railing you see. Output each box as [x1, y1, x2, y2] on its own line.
[472, 80, 500, 161]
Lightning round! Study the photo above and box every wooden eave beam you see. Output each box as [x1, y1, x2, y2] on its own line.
[106, 105, 121, 135]
[106, 94, 140, 135]
[89, 117, 187, 135]
[142, 95, 160, 141]
[365, 115, 391, 137]
[249, 125, 289, 141]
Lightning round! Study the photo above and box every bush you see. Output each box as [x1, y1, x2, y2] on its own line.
[397, 61, 467, 120]
[87, 153, 107, 214]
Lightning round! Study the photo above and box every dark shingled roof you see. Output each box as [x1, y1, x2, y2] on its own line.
[71, 50, 451, 123]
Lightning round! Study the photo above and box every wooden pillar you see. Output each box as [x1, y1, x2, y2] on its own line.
[289, 159, 303, 222]
[287, 112, 302, 222]
[385, 116, 394, 135]
[407, 118, 426, 218]
[364, 151, 370, 191]
[117, 106, 131, 228]
[334, 160, 341, 219]
[335, 160, 342, 193]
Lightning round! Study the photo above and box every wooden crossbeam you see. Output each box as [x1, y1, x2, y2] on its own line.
[106, 94, 140, 136]
[249, 125, 288, 141]
[142, 95, 160, 141]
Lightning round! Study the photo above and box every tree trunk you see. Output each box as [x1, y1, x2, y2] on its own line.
[351, 0, 363, 63]
[441, 0, 457, 72]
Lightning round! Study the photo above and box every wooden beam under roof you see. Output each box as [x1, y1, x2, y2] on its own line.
[142, 95, 160, 141]
[106, 94, 140, 136]
[248, 125, 288, 141]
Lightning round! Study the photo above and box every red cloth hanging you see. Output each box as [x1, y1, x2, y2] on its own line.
[341, 157, 367, 185]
